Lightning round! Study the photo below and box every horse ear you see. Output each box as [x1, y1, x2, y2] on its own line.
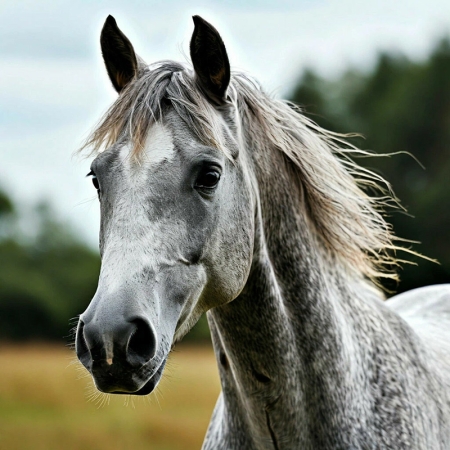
[190, 16, 230, 105]
[100, 15, 140, 93]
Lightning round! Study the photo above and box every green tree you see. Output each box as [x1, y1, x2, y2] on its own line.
[291, 39, 450, 293]
[0, 193, 100, 341]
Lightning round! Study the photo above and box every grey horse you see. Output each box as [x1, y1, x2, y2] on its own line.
[75, 15, 450, 449]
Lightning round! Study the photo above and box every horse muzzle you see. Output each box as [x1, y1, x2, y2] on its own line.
[75, 262, 206, 395]
[75, 314, 167, 395]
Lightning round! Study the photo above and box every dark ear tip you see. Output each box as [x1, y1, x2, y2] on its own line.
[192, 15, 210, 29]
[104, 15, 117, 28]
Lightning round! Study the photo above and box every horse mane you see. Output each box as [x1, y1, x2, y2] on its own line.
[81, 61, 404, 284]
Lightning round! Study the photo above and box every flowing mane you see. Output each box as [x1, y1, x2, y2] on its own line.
[82, 61, 401, 284]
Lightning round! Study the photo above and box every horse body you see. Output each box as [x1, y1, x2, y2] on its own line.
[75, 15, 450, 449]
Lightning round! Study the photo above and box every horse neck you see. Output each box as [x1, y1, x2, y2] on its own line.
[208, 140, 388, 446]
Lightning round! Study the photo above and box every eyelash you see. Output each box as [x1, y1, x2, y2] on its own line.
[87, 170, 100, 191]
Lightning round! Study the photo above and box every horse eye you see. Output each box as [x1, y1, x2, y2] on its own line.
[195, 169, 221, 189]
[92, 176, 100, 191]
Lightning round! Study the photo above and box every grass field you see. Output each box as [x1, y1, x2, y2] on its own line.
[0, 343, 221, 450]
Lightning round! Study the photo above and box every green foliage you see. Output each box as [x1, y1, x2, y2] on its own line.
[290, 38, 450, 293]
[0, 191, 14, 216]
[0, 189, 15, 239]
[0, 194, 100, 341]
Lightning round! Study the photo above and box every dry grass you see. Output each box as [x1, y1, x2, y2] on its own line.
[0, 343, 220, 450]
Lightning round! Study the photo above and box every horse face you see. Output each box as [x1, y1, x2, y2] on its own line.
[76, 107, 255, 394]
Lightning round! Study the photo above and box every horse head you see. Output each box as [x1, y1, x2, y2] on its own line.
[75, 16, 255, 395]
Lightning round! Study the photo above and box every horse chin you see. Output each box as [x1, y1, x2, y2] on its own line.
[93, 358, 167, 396]
[133, 359, 167, 396]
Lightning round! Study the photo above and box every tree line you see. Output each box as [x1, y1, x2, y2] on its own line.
[290, 38, 450, 293]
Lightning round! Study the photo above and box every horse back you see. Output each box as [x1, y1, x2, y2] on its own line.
[387, 284, 450, 369]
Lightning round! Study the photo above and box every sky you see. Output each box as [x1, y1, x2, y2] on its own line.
[2, 0, 450, 247]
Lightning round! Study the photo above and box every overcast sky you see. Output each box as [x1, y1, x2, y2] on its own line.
[2, 0, 450, 246]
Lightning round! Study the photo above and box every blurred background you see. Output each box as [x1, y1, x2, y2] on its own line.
[1, 0, 450, 449]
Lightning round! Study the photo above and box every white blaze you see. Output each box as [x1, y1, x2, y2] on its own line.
[100, 123, 181, 295]
[144, 122, 176, 166]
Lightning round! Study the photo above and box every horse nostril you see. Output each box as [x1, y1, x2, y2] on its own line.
[75, 320, 91, 369]
[127, 318, 157, 365]
[75, 316, 156, 369]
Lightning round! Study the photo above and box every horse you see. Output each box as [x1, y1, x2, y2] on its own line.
[75, 15, 450, 449]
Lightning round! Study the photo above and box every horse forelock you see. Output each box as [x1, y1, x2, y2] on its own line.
[81, 60, 406, 285]
[80, 61, 229, 159]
